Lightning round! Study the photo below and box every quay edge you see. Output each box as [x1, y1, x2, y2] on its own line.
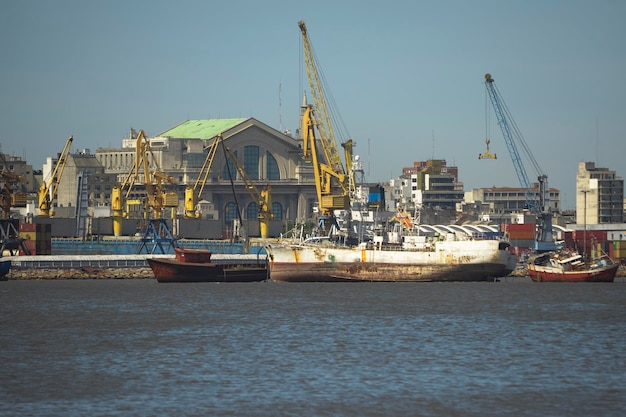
[4, 254, 267, 280]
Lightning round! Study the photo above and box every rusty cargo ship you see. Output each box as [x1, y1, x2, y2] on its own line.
[266, 234, 517, 282]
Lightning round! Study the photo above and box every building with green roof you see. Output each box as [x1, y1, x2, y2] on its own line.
[95, 117, 318, 238]
[158, 119, 248, 139]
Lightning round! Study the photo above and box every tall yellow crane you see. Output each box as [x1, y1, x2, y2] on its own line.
[184, 134, 221, 219]
[299, 20, 352, 234]
[299, 20, 346, 179]
[301, 104, 349, 217]
[223, 146, 273, 239]
[111, 130, 178, 236]
[38, 136, 73, 217]
[0, 153, 27, 219]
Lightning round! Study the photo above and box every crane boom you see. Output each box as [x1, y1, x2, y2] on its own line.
[299, 20, 347, 182]
[38, 136, 73, 217]
[483, 73, 556, 251]
[483, 74, 539, 210]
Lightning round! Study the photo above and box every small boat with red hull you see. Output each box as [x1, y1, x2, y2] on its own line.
[527, 252, 619, 283]
[148, 247, 268, 283]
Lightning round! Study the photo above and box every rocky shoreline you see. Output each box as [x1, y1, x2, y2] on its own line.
[6, 266, 155, 280]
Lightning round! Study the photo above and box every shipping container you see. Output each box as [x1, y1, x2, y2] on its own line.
[508, 231, 535, 240]
[609, 240, 626, 260]
[19, 223, 38, 233]
[608, 231, 626, 241]
[573, 230, 607, 243]
[506, 223, 535, 232]
[509, 239, 536, 249]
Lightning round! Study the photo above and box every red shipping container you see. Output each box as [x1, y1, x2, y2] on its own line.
[507, 223, 535, 231]
[19, 223, 37, 232]
[573, 230, 607, 243]
[19, 240, 38, 256]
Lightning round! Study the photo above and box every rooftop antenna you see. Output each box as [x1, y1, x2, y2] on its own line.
[367, 138, 371, 182]
[595, 116, 599, 165]
[279, 80, 283, 132]
[432, 129, 435, 160]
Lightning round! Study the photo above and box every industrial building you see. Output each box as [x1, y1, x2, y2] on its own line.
[464, 185, 561, 213]
[0, 154, 36, 198]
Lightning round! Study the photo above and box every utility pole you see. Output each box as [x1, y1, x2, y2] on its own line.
[582, 189, 588, 260]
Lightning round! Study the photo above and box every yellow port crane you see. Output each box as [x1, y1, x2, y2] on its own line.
[38, 136, 73, 217]
[299, 20, 346, 180]
[0, 153, 28, 219]
[298, 20, 354, 234]
[184, 134, 221, 219]
[301, 104, 349, 216]
[223, 145, 273, 239]
[111, 130, 178, 237]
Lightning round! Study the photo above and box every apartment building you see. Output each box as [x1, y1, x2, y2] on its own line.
[576, 161, 624, 224]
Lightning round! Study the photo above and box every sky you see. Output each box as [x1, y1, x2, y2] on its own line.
[1, 0, 625, 210]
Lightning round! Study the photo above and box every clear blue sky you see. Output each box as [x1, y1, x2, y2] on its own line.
[2, 0, 625, 210]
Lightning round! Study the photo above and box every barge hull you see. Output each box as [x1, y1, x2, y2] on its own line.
[147, 258, 268, 283]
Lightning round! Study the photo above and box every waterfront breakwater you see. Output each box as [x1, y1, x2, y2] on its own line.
[7, 264, 530, 280]
[3, 254, 623, 280]
[7, 266, 155, 280]
[5, 254, 161, 280]
[5, 267, 625, 280]
[4, 253, 269, 280]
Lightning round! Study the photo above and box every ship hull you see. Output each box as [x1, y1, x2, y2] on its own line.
[147, 258, 268, 283]
[267, 239, 516, 282]
[528, 263, 618, 282]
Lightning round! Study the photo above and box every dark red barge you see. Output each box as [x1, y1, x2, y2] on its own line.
[148, 247, 269, 283]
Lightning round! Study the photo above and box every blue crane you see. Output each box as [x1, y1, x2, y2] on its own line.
[483, 73, 558, 252]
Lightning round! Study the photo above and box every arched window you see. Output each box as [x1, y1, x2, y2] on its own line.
[246, 202, 258, 220]
[272, 202, 283, 220]
[267, 151, 280, 180]
[222, 150, 237, 180]
[243, 145, 259, 180]
[224, 202, 238, 223]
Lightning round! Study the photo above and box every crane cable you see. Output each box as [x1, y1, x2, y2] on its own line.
[485, 86, 490, 141]
[490, 81, 544, 177]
